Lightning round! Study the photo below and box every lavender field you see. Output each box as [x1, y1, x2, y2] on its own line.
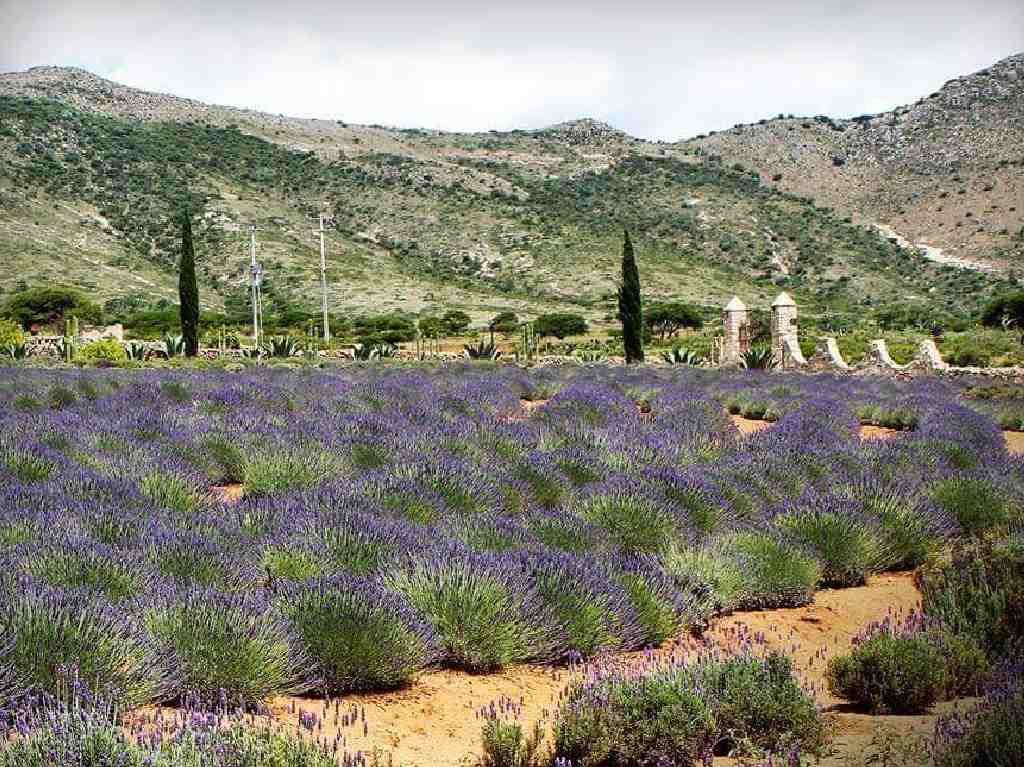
[0, 364, 1020, 765]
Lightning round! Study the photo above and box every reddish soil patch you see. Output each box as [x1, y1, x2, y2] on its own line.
[209, 483, 244, 505]
[270, 574, 921, 767]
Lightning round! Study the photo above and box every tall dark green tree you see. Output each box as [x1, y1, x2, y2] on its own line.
[178, 211, 200, 357]
[618, 230, 644, 363]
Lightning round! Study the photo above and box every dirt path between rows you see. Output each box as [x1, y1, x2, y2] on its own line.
[270, 574, 922, 767]
[731, 414, 1024, 455]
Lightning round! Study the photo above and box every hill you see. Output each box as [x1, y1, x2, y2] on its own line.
[0, 63, 1017, 326]
[682, 53, 1024, 274]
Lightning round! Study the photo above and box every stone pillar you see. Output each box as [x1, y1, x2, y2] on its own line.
[721, 296, 749, 366]
[771, 292, 798, 367]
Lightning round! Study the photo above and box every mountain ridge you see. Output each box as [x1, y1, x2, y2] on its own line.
[0, 57, 1019, 324]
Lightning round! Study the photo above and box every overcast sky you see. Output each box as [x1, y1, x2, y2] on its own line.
[2, 0, 1022, 140]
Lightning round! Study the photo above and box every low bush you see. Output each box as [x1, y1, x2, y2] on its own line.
[551, 652, 825, 765]
[827, 630, 946, 713]
[696, 653, 826, 756]
[388, 556, 553, 672]
[280, 576, 434, 694]
[24, 546, 142, 602]
[0, 587, 164, 707]
[578, 493, 679, 555]
[0, 698, 338, 767]
[933, 663, 1024, 767]
[243, 450, 336, 496]
[918, 543, 1024, 661]
[479, 706, 546, 767]
[726, 532, 821, 609]
[75, 339, 127, 365]
[775, 505, 882, 587]
[146, 590, 305, 704]
[931, 477, 1011, 538]
[139, 471, 202, 514]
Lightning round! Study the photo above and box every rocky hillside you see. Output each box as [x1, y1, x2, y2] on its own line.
[0, 63, 1016, 324]
[683, 53, 1024, 273]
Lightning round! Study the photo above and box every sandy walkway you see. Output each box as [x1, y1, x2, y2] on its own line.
[271, 574, 921, 767]
[731, 414, 1024, 455]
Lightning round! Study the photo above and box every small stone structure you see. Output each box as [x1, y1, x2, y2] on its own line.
[715, 294, 1019, 378]
[721, 297, 750, 366]
[771, 292, 805, 369]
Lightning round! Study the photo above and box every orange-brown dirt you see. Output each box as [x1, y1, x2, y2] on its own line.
[268, 574, 922, 767]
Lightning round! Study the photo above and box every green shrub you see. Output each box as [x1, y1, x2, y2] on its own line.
[776, 509, 882, 587]
[146, 593, 304, 704]
[552, 652, 825, 765]
[934, 689, 1024, 767]
[924, 628, 991, 698]
[201, 434, 247, 484]
[25, 549, 141, 602]
[139, 471, 202, 514]
[480, 716, 546, 767]
[0, 590, 164, 708]
[0, 706, 338, 767]
[281, 577, 432, 694]
[243, 450, 336, 496]
[827, 632, 946, 713]
[578, 495, 678, 555]
[76, 338, 127, 364]
[727, 532, 821, 609]
[695, 653, 826, 755]
[553, 669, 716, 767]
[932, 477, 1011, 538]
[918, 546, 1024, 661]
[388, 560, 549, 672]
[0, 319, 25, 347]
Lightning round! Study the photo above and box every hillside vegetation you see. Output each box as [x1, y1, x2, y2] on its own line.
[0, 62, 1019, 323]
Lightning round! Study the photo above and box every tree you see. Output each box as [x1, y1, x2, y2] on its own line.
[982, 292, 1024, 345]
[618, 230, 644, 363]
[535, 312, 588, 340]
[353, 313, 417, 346]
[418, 316, 445, 339]
[440, 310, 472, 336]
[644, 302, 702, 340]
[2, 286, 103, 330]
[178, 211, 200, 357]
[489, 311, 519, 336]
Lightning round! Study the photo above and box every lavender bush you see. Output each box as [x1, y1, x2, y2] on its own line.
[0, 362, 1017, 725]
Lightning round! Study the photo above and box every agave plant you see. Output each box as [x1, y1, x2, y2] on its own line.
[574, 349, 607, 363]
[465, 340, 502, 361]
[162, 334, 185, 358]
[125, 341, 147, 361]
[662, 347, 703, 366]
[265, 336, 299, 358]
[354, 342, 398, 361]
[741, 346, 776, 370]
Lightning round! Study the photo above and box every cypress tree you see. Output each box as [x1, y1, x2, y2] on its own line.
[618, 230, 644, 363]
[178, 210, 200, 357]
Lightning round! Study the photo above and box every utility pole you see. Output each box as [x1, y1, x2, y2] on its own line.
[248, 225, 263, 348]
[318, 213, 330, 342]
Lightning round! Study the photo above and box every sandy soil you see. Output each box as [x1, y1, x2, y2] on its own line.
[209, 483, 245, 504]
[730, 415, 903, 442]
[1004, 430, 1024, 456]
[270, 574, 921, 767]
